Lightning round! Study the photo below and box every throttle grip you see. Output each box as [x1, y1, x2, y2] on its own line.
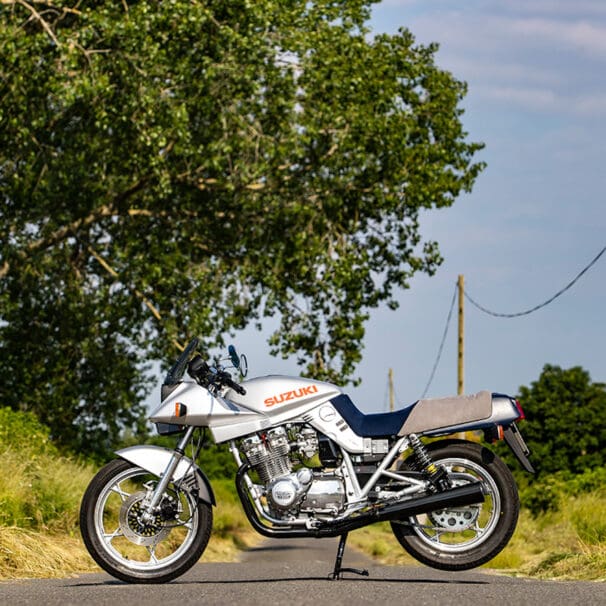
[228, 379, 247, 396]
[217, 371, 246, 396]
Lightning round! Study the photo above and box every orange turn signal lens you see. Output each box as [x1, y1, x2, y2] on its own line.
[174, 402, 187, 418]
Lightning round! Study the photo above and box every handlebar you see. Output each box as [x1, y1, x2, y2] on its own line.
[165, 339, 247, 396]
[216, 370, 247, 396]
[186, 353, 247, 396]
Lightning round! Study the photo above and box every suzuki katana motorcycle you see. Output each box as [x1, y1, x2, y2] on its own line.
[80, 338, 534, 583]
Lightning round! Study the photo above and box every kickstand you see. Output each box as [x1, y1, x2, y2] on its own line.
[328, 533, 369, 580]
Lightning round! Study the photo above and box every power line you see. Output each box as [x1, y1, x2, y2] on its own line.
[464, 244, 606, 318]
[421, 283, 457, 398]
[419, 244, 605, 397]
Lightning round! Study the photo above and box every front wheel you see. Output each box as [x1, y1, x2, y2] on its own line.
[391, 440, 519, 571]
[80, 458, 212, 583]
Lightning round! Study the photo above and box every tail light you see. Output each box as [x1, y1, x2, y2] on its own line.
[514, 399, 526, 421]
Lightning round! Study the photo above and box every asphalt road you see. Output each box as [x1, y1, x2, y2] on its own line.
[2, 537, 605, 606]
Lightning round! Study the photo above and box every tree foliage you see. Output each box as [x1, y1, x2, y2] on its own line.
[0, 0, 484, 453]
[514, 365, 606, 477]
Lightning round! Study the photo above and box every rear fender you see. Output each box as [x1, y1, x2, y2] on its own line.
[116, 445, 215, 506]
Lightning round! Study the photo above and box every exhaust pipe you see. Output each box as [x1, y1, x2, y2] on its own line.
[236, 463, 485, 539]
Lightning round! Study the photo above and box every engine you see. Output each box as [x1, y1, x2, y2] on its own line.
[240, 426, 345, 518]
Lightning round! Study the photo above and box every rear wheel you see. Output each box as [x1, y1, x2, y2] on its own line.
[80, 458, 212, 583]
[391, 440, 519, 571]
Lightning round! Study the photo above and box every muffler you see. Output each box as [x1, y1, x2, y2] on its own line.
[326, 482, 486, 535]
[375, 482, 485, 522]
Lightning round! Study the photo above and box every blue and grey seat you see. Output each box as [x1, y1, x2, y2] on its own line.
[330, 391, 493, 438]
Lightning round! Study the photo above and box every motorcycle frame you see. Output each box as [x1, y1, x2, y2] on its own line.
[142, 389, 531, 521]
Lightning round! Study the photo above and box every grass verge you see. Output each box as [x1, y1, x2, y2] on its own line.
[488, 491, 606, 581]
[0, 468, 259, 580]
[349, 491, 606, 582]
[0, 527, 98, 579]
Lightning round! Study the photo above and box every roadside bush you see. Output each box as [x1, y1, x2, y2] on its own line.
[519, 467, 606, 516]
[520, 475, 561, 516]
[0, 406, 59, 457]
[513, 365, 606, 476]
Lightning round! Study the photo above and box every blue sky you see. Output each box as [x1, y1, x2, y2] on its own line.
[351, 0, 606, 411]
[153, 1, 606, 413]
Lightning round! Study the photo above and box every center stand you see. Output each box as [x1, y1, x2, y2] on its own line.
[328, 533, 369, 580]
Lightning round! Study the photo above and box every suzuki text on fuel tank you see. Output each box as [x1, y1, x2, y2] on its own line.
[80, 338, 534, 583]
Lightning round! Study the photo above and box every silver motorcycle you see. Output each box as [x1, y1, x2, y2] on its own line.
[80, 338, 534, 583]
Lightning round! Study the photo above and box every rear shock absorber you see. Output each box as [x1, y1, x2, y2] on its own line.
[409, 434, 451, 491]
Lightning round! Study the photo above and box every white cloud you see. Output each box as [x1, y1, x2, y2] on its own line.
[478, 85, 560, 111]
[472, 85, 606, 116]
[572, 93, 606, 115]
[497, 0, 606, 18]
[509, 18, 606, 60]
[409, 12, 606, 61]
[375, 6, 606, 116]
[443, 56, 563, 87]
[380, 0, 606, 19]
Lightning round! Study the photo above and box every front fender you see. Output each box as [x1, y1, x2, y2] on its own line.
[116, 445, 215, 506]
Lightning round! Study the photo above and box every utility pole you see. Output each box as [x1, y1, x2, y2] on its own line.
[388, 368, 395, 412]
[458, 274, 465, 395]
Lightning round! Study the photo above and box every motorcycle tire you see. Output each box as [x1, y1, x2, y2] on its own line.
[390, 440, 519, 571]
[80, 458, 213, 583]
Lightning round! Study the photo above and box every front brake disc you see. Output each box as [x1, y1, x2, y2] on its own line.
[119, 491, 172, 546]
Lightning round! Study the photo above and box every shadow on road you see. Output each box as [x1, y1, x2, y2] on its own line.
[243, 544, 305, 553]
[67, 575, 488, 588]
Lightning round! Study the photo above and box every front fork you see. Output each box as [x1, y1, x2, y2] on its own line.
[140, 425, 196, 523]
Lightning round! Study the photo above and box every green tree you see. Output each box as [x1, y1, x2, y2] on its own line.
[515, 365, 606, 477]
[0, 0, 484, 453]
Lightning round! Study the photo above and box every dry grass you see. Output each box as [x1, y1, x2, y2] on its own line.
[489, 492, 606, 581]
[201, 479, 262, 562]
[0, 526, 262, 581]
[0, 527, 98, 579]
[349, 523, 416, 566]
